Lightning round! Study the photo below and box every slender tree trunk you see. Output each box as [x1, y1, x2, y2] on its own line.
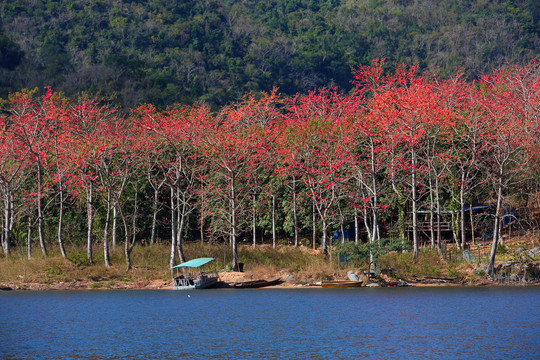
[169, 185, 177, 268]
[103, 190, 111, 267]
[27, 216, 32, 259]
[9, 193, 14, 238]
[86, 183, 94, 264]
[354, 207, 359, 244]
[292, 177, 298, 247]
[370, 142, 379, 248]
[363, 207, 371, 243]
[124, 235, 131, 269]
[340, 217, 345, 244]
[411, 147, 419, 261]
[435, 176, 442, 253]
[391, 156, 407, 242]
[150, 188, 159, 245]
[272, 194, 276, 248]
[252, 195, 256, 248]
[321, 218, 328, 255]
[469, 201, 476, 246]
[451, 208, 460, 248]
[312, 200, 316, 250]
[397, 196, 407, 243]
[176, 188, 186, 263]
[36, 162, 47, 257]
[200, 184, 205, 245]
[200, 212, 205, 245]
[121, 208, 132, 270]
[57, 186, 67, 259]
[176, 212, 186, 264]
[131, 190, 138, 246]
[429, 178, 435, 249]
[460, 171, 467, 249]
[488, 166, 504, 277]
[231, 177, 239, 270]
[123, 188, 139, 271]
[3, 192, 11, 258]
[0, 214, 3, 254]
[112, 204, 118, 248]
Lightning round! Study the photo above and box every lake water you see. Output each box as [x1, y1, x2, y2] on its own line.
[1, 287, 539, 359]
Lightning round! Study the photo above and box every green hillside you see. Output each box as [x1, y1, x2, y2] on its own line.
[0, 0, 538, 109]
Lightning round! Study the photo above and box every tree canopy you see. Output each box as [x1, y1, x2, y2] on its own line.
[0, 0, 538, 109]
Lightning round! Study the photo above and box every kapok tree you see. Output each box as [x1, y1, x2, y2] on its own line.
[477, 61, 539, 277]
[279, 88, 355, 255]
[47, 93, 74, 259]
[350, 62, 391, 251]
[131, 105, 169, 247]
[354, 61, 451, 261]
[94, 113, 134, 268]
[201, 90, 281, 269]
[444, 77, 490, 250]
[141, 103, 211, 267]
[64, 98, 117, 264]
[6, 88, 58, 257]
[0, 100, 31, 259]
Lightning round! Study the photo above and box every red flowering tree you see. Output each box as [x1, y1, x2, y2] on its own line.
[201, 91, 280, 269]
[64, 99, 117, 264]
[0, 99, 31, 259]
[141, 103, 211, 267]
[477, 61, 540, 276]
[279, 89, 355, 255]
[354, 61, 452, 261]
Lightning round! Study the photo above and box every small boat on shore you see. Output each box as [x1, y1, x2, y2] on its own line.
[321, 280, 363, 288]
[170, 257, 219, 290]
[233, 277, 281, 289]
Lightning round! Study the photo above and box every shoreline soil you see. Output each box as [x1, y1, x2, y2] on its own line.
[2, 270, 539, 291]
[2, 238, 539, 291]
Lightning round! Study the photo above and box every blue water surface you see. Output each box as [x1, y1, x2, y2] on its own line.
[0, 287, 539, 359]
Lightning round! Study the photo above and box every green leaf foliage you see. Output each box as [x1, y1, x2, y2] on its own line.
[0, 0, 537, 108]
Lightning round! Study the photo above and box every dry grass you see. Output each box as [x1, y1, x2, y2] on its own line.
[0, 242, 332, 287]
[1, 234, 538, 288]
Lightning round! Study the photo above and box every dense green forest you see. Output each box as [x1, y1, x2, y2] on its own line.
[0, 0, 538, 109]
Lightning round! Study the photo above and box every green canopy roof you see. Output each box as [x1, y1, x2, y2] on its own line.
[170, 257, 215, 269]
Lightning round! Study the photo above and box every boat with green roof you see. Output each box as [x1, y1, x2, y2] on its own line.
[170, 257, 219, 290]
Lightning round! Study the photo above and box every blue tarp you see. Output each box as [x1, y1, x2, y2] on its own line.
[170, 257, 214, 269]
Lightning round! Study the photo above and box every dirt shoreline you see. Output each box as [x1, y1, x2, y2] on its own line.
[2, 274, 538, 291]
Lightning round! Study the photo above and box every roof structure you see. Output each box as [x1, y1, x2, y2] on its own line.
[170, 257, 215, 269]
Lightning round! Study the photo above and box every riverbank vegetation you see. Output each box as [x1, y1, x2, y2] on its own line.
[1, 59, 539, 285]
[1, 236, 538, 290]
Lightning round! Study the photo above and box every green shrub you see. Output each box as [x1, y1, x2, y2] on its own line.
[67, 252, 89, 266]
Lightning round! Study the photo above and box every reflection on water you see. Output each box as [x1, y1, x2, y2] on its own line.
[1, 287, 539, 359]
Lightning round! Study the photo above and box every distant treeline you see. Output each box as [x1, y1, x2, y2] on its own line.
[1, 60, 538, 276]
[0, 0, 538, 109]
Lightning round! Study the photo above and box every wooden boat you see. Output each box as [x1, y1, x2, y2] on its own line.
[321, 280, 363, 288]
[233, 277, 281, 289]
[170, 257, 219, 290]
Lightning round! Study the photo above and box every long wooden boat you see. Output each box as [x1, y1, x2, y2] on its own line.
[233, 277, 281, 289]
[170, 257, 219, 290]
[321, 280, 363, 288]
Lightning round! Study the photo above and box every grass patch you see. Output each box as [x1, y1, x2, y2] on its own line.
[378, 249, 443, 279]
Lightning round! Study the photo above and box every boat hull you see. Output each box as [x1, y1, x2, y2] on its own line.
[172, 275, 218, 290]
[233, 277, 281, 289]
[321, 280, 363, 288]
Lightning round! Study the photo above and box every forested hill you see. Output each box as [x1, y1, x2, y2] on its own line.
[0, 0, 538, 109]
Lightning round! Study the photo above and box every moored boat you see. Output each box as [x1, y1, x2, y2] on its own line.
[321, 280, 363, 288]
[233, 277, 281, 289]
[170, 257, 219, 290]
